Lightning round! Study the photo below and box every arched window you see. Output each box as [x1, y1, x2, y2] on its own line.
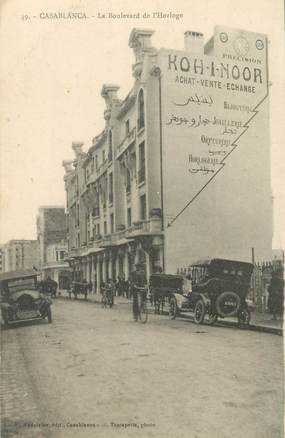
[108, 130, 113, 162]
[138, 89, 145, 130]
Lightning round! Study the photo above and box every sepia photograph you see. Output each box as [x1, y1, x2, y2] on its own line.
[0, 0, 284, 437]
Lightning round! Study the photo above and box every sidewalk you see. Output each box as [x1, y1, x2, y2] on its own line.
[219, 311, 283, 335]
[57, 290, 283, 335]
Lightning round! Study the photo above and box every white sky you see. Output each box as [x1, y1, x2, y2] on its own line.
[0, 0, 284, 249]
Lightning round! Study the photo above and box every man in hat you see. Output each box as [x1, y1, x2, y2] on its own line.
[130, 263, 147, 321]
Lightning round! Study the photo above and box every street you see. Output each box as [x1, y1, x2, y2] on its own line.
[1, 297, 283, 438]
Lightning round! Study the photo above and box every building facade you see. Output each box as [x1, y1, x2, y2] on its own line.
[3, 240, 39, 272]
[0, 245, 5, 273]
[36, 206, 70, 285]
[63, 26, 272, 290]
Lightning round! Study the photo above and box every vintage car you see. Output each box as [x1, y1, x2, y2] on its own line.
[168, 258, 254, 326]
[37, 277, 58, 297]
[0, 270, 52, 328]
[69, 280, 88, 300]
[149, 273, 183, 314]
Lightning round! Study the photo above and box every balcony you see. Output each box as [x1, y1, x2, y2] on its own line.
[116, 127, 136, 158]
[125, 217, 163, 238]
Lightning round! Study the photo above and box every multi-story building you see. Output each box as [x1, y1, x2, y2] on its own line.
[0, 245, 5, 273]
[36, 206, 70, 285]
[3, 240, 39, 272]
[63, 26, 272, 291]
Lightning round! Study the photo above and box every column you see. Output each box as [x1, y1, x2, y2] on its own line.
[124, 251, 130, 280]
[96, 258, 101, 294]
[108, 255, 113, 281]
[92, 255, 96, 293]
[102, 254, 107, 282]
[85, 257, 90, 282]
[145, 252, 150, 280]
[115, 256, 120, 279]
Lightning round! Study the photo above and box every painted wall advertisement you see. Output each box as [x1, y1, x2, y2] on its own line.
[159, 27, 272, 272]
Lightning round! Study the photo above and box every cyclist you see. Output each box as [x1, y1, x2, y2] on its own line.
[130, 263, 147, 321]
[106, 278, 115, 307]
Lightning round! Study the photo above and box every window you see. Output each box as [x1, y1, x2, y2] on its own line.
[140, 194, 147, 220]
[109, 172, 113, 203]
[76, 175, 79, 195]
[95, 155, 98, 169]
[104, 221, 107, 235]
[125, 120, 130, 136]
[110, 213, 114, 234]
[97, 224, 100, 235]
[127, 208, 132, 228]
[126, 168, 131, 193]
[138, 141, 146, 183]
[138, 89, 145, 130]
[76, 204, 79, 226]
[102, 150, 106, 163]
[108, 131, 113, 162]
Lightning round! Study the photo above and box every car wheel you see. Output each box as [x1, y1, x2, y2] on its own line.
[47, 308, 52, 323]
[2, 316, 9, 329]
[238, 308, 251, 328]
[216, 291, 241, 317]
[194, 299, 206, 324]
[206, 313, 218, 325]
[169, 297, 177, 320]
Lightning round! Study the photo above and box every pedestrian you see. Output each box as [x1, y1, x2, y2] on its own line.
[123, 276, 130, 299]
[100, 281, 106, 296]
[130, 263, 147, 321]
[106, 278, 115, 306]
[268, 271, 284, 320]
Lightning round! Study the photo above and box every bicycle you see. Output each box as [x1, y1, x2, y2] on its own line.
[135, 286, 148, 324]
[101, 289, 114, 308]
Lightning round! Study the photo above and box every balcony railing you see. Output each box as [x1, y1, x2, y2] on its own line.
[68, 218, 163, 257]
[126, 217, 162, 237]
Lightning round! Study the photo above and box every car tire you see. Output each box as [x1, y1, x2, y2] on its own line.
[194, 299, 206, 324]
[2, 317, 9, 329]
[206, 313, 218, 325]
[238, 308, 251, 328]
[216, 291, 241, 317]
[169, 297, 177, 320]
[47, 308, 52, 323]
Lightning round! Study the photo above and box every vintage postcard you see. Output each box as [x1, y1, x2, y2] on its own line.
[0, 0, 284, 437]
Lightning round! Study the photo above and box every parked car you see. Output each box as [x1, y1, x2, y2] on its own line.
[37, 277, 58, 298]
[69, 280, 88, 300]
[0, 270, 52, 328]
[149, 273, 183, 314]
[168, 258, 254, 326]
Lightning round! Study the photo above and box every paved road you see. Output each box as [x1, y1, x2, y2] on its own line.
[1, 298, 283, 438]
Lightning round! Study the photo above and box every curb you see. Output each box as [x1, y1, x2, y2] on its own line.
[216, 319, 283, 336]
[56, 294, 283, 335]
